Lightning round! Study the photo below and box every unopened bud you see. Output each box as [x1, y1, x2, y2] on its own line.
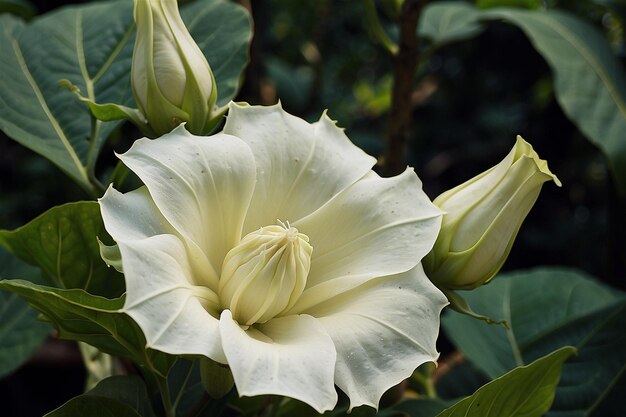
[132, 0, 217, 136]
[424, 136, 561, 290]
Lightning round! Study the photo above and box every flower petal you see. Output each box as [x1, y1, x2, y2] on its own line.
[118, 234, 226, 363]
[219, 310, 338, 413]
[117, 125, 257, 283]
[309, 265, 448, 410]
[223, 103, 377, 233]
[99, 185, 218, 289]
[100, 185, 177, 240]
[289, 169, 441, 313]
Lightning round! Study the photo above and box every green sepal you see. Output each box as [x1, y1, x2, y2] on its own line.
[442, 288, 508, 327]
[59, 79, 154, 137]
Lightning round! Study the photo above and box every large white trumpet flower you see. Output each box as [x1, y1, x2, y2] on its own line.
[99, 103, 447, 412]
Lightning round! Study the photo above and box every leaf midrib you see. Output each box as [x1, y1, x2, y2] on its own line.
[10, 37, 88, 184]
[517, 301, 626, 415]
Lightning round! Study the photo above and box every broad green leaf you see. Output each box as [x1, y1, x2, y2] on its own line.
[540, 301, 626, 417]
[183, 0, 252, 107]
[481, 8, 626, 193]
[0, 5, 135, 191]
[44, 396, 141, 417]
[435, 361, 490, 401]
[418, 4, 626, 192]
[0, 201, 124, 298]
[0, 0, 251, 191]
[393, 399, 450, 417]
[167, 359, 206, 417]
[81, 375, 156, 417]
[436, 346, 576, 417]
[442, 267, 626, 417]
[44, 375, 155, 417]
[0, 279, 175, 378]
[0, 291, 49, 377]
[418, 2, 484, 45]
[0, 247, 49, 377]
[199, 358, 234, 399]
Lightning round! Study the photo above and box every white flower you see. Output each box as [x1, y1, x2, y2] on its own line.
[99, 103, 447, 412]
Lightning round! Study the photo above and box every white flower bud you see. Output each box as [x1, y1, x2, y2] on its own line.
[218, 222, 312, 326]
[424, 136, 561, 290]
[132, 0, 217, 136]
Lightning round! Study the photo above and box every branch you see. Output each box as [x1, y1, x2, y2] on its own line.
[384, 0, 425, 176]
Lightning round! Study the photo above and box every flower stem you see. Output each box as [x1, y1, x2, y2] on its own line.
[86, 116, 106, 197]
[412, 362, 437, 398]
[156, 375, 176, 417]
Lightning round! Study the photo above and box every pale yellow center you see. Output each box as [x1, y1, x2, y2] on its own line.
[218, 222, 312, 326]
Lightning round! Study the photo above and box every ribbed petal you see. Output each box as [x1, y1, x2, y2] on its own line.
[220, 310, 338, 413]
[117, 125, 257, 289]
[289, 169, 441, 313]
[117, 234, 225, 363]
[308, 265, 448, 409]
[223, 103, 376, 233]
[99, 185, 217, 290]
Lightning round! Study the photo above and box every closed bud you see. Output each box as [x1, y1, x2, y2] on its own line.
[218, 222, 312, 326]
[132, 0, 217, 136]
[424, 136, 561, 290]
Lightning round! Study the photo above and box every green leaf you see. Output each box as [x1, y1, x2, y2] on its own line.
[45, 375, 156, 417]
[418, 4, 626, 193]
[0, 5, 135, 191]
[435, 361, 490, 401]
[83, 375, 156, 417]
[393, 399, 450, 417]
[44, 396, 141, 417]
[436, 346, 576, 417]
[168, 359, 206, 416]
[0, 201, 124, 298]
[45, 376, 155, 417]
[182, 0, 252, 107]
[0, 279, 175, 378]
[0, 248, 50, 377]
[0, 0, 251, 190]
[481, 8, 626, 193]
[418, 2, 484, 45]
[199, 358, 234, 399]
[442, 267, 626, 416]
[0, 254, 50, 378]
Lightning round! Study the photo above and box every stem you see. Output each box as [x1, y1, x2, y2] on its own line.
[109, 160, 130, 189]
[384, 0, 426, 177]
[363, 0, 399, 55]
[86, 116, 106, 196]
[156, 375, 175, 417]
[412, 362, 437, 398]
